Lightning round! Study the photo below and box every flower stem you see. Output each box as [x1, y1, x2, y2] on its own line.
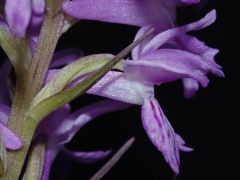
[29, 7, 64, 98]
[2, 1, 64, 179]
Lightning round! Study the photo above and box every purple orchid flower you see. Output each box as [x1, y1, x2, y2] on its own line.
[36, 100, 129, 180]
[126, 9, 224, 98]
[81, 10, 223, 174]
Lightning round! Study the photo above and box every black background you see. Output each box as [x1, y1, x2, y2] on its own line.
[0, 1, 237, 180]
[51, 1, 237, 180]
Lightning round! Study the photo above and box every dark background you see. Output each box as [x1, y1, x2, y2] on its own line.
[0, 1, 237, 180]
[50, 1, 237, 180]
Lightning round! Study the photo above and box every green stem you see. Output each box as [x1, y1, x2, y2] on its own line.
[29, 11, 64, 97]
[2, 1, 64, 179]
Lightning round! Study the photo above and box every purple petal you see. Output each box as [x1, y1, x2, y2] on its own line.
[41, 146, 58, 180]
[87, 71, 153, 105]
[35, 105, 71, 138]
[141, 97, 180, 174]
[62, 0, 176, 27]
[124, 49, 210, 87]
[54, 100, 130, 144]
[63, 148, 112, 163]
[0, 122, 22, 150]
[182, 78, 199, 98]
[141, 10, 216, 54]
[5, 0, 31, 37]
[50, 49, 83, 68]
[178, 34, 224, 77]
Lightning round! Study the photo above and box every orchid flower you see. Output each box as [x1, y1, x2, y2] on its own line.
[36, 100, 129, 180]
[0, 0, 223, 179]
[128, 9, 224, 98]
[82, 10, 224, 174]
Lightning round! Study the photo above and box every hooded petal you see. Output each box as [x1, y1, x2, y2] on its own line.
[5, 0, 31, 37]
[62, 0, 176, 27]
[54, 100, 130, 144]
[63, 148, 112, 163]
[0, 122, 22, 150]
[87, 71, 153, 105]
[124, 49, 211, 87]
[141, 97, 180, 174]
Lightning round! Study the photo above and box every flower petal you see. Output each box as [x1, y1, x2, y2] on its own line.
[63, 148, 112, 163]
[62, 0, 176, 27]
[141, 10, 216, 54]
[5, 0, 31, 37]
[54, 100, 130, 144]
[141, 97, 180, 174]
[0, 122, 22, 150]
[175, 134, 193, 152]
[124, 49, 210, 87]
[87, 71, 153, 105]
[41, 146, 58, 180]
[178, 34, 224, 77]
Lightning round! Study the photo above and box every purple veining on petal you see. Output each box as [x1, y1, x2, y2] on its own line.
[141, 97, 180, 174]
